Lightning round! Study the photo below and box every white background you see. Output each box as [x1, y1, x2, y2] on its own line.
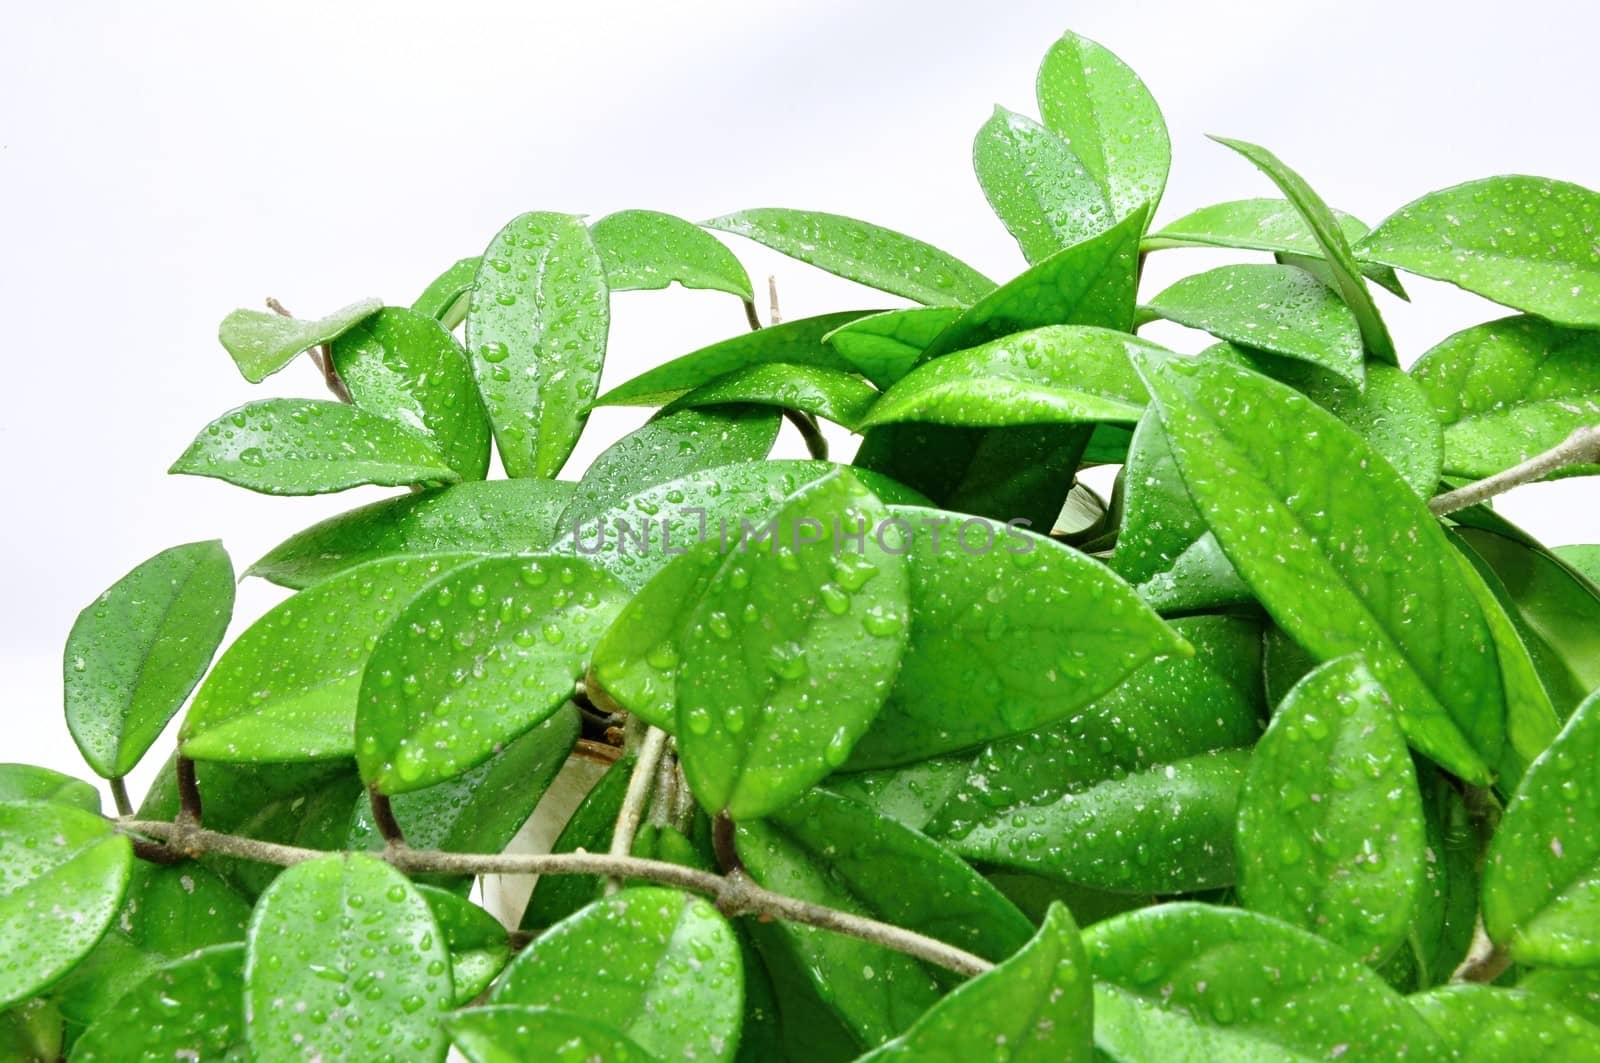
[3, 0, 1596, 805]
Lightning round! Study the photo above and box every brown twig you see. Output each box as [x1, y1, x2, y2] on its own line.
[176, 757, 203, 827]
[1430, 425, 1600, 517]
[368, 786, 407, 850]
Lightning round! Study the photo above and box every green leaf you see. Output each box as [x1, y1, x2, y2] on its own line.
[356, 555, 628, 794]
[1130, 346, 1518, 785]
[171, 398, 459, 495]
[491, 886, 742, 1062]
[1409, 315, 1600, 481]
[412, 256, 479, 327]
[217, 297, 381, 383]
[64, 540, 234, 778]
[70, 944, 246, 1062]
[245, 853, 453, 1061]
[0, 764, 99, 813]
[1482, 689, 1600, 966]
[704, 209, 993, 307]
[466, 211, 609, 478]
[676, 471, 909, 817]
[1212, 136, 1396, 362]
[1086, 903, 1448, 1059]
[862, 325, 1152, 431]
[974, 106, 1113, 265]
[417, 886, 510, 1005]
[0, 999, 61, 1062]
[330, 305, 493, 480]
[1357, 177, 1600, 327]
[1147, 264, 1366, 385]
[248, 479, 574, 589]
[1410, 985, 1600, 1062]
[823, 307, 962, 387]
[1520, 966, 1600, 1027]
[661, 363, 880, 430]
[181, 554, 475, 763]
[858, 904, 1092, 1063]
[449, 1007, 659, 1063]
[1036, 31, 1170, 220]
[518, 757, 634, 930]
[1235, 655, 1427, 963]
[594, 311, 871, 407]
[1554, 544, 1600, 585]
[0, 800, 132, 1009]
[591, 208, 753, 300]
[845, 506, 1186, 768]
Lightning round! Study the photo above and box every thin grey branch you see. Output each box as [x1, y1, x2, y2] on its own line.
[1429, 425, 1600, 517]
[606, 725, 669, 895]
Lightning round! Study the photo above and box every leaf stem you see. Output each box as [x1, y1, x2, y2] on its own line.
[265, 296, 354, 405]
[1429, 425, 1600, 517]
[606, 725, 669, 895]
[109, 777, 133, 817]
[1451, 916, 1513, 984]
[368, 785, 407, 850]
[785, 409, 830, 460]
[175, 756, 203, 827]
[742, 298, 763, 331]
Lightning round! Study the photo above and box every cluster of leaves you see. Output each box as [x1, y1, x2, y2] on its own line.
[6, 28, 1600, 1062]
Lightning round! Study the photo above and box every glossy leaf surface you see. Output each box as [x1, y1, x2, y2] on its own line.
[0, 764, 99, 812]
[1410, 985, 1600, 1063]
[449, 1006, 658, 1063]
[974, 106, 1112, 264]
[824, 307, 961, 387]
[218, 297, 380, 383]
[71, 944, 246, 1063]
[591, 208, 753, 299]
[517, 757, 633, 930]
[412, 256, 479, 326]
[662, 363, 880, 429]
[418, 885, 510, 1005]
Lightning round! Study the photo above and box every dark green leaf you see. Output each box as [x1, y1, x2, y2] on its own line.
[136, 755, 352, 835]
[448, 1006, 658, 1063]
[466, 211, 609, 478]
[518, 756, 634, 930]
[591, 208, 753, 300]
[0, 999, 61, 1062]
[974, 106, 1112, 264]
[412, 256, 479, 327]
[417, 885, 510, 1005]
[71, 944, 246, 1063]
[1554, 544, 1600, 585]
[170, 398, 459, 495]
[823, 308, 961, 388]
[662, 363, 880, 430]
[0, 764, 99, 813]
[1410, 985, 1600, 1062]
[245, 853, 452, 1061]
[704, 209, 993, 307]
[218, 298, 381, 383]
[64, 540, 234, 778]
[743, 922, 863, 1060]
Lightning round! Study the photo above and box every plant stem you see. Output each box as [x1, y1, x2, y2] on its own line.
[767, 274, 783, 327]
[1429, 425, 1600, 517]
[742, 298, 763, 331]
[1451, 917, 1513, 983]
[116, 817, 994, 977]
[109, 777, 133, 817]
[606, 725, 669, 894]
[265, 296, 353, 405]
[785, 409, 829, 461]
[176, 757, 203, 827]
[368, 786, 407, 850]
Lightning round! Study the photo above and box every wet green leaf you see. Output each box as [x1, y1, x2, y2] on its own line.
[676, 472, 909, 817]
[1036, 31, 1169, 220]
[330, 305, 493, 480]
[1235, 656, 1426, 963]
[412, 256, 479, 327]
[356, 554, 628, 794]
[218, 297, 381, 383]
[1409, 315, 1600, 481]
[64, 539, 234, 778]
[1212, 136, 1396, 362]
[171, 398, 459, 495]
[448, 1006, 658, 1063]
[466, 211, 609, 478]
[591, 208, 753, 300]
[491, 886, 742, 1062]
[137, 755, 353, 836]
[0, 764, 99, 813]
[662, 363, 879, 429]
[1554, 544, 1600, 585]
[1147, 264, 1365, 385]
[1357, 177, 1600, 327]
[1410, 984, 1600, 1062]
[248, 479, 574, 589]
[245, 853, 453, 1061]
[181, 555, 475, 763]
[1520, 966, 1600, 1027]
[862, 325, 1152, 431]
[823, 308, 961, 388]
[0, 801, 132, 1009]
[416, 886, 510, 1005]
[1131, 346, 1518, 784]
[974, 105, 1112, 264]
[705, 208, 993, 307]
[1482, 689, 1600, 966]
[518, 756, 634, 930]
[0, 999, 61, 1062]
[1086, 903, 1448, 1059]
[71, 944, 247, 1062]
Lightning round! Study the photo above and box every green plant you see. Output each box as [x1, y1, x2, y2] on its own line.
[6, 26, 1600, 1061]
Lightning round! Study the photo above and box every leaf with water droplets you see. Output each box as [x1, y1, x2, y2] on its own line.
[0, 800, 132, 1009]
[1410, 985, 1600, 1062]
[491, 886, 741, 1060]
[823, 308, 961, 388]
[1036, 31, 1169, 221]
[975, 105, 1113, 265]
[1554, 544, 1600, 585]
[412, 256, 479, 327]
[1482, 689, 1600, 966]
[449, 1006, 658, 1063]
[863, 325, 1152, 431]
[357, 555, 628, 794]
[1148, 264, 1366, 385]
[591, 208, 753, 300]
[675, 472, 909, 818]
[1409, 315, 1600, 481]
[1235, 656, 1427, 964]
[0, 764, 99, 813]
[248, 479, 573, 590]
[330, 305, 493, 480]
[594, 312, 872, 407]
[661, 363, 880, 430]
[171, 398, 460, 495]
[705, 208, 993, 307]
[1087, 903, 1448, 1059]
[466, 211, 609, 478]
[71, 943, 246, 1062]
[1520, 966, 1600, 1028]
[181, 555, 475, 763]
[1357, 177, 1600, 327]
[1131, 346, 1520, 785]
[1212, 136, 1396, 362]
[518, 756, 633, 930]
[218, 297, 381, 383]
[64, 540, 234, 778]
[245, 853, 453, 1061]
[415, 885, 510, 1005]
[858, 904, 1092, 1062]
[844, 506, 1185, 768]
